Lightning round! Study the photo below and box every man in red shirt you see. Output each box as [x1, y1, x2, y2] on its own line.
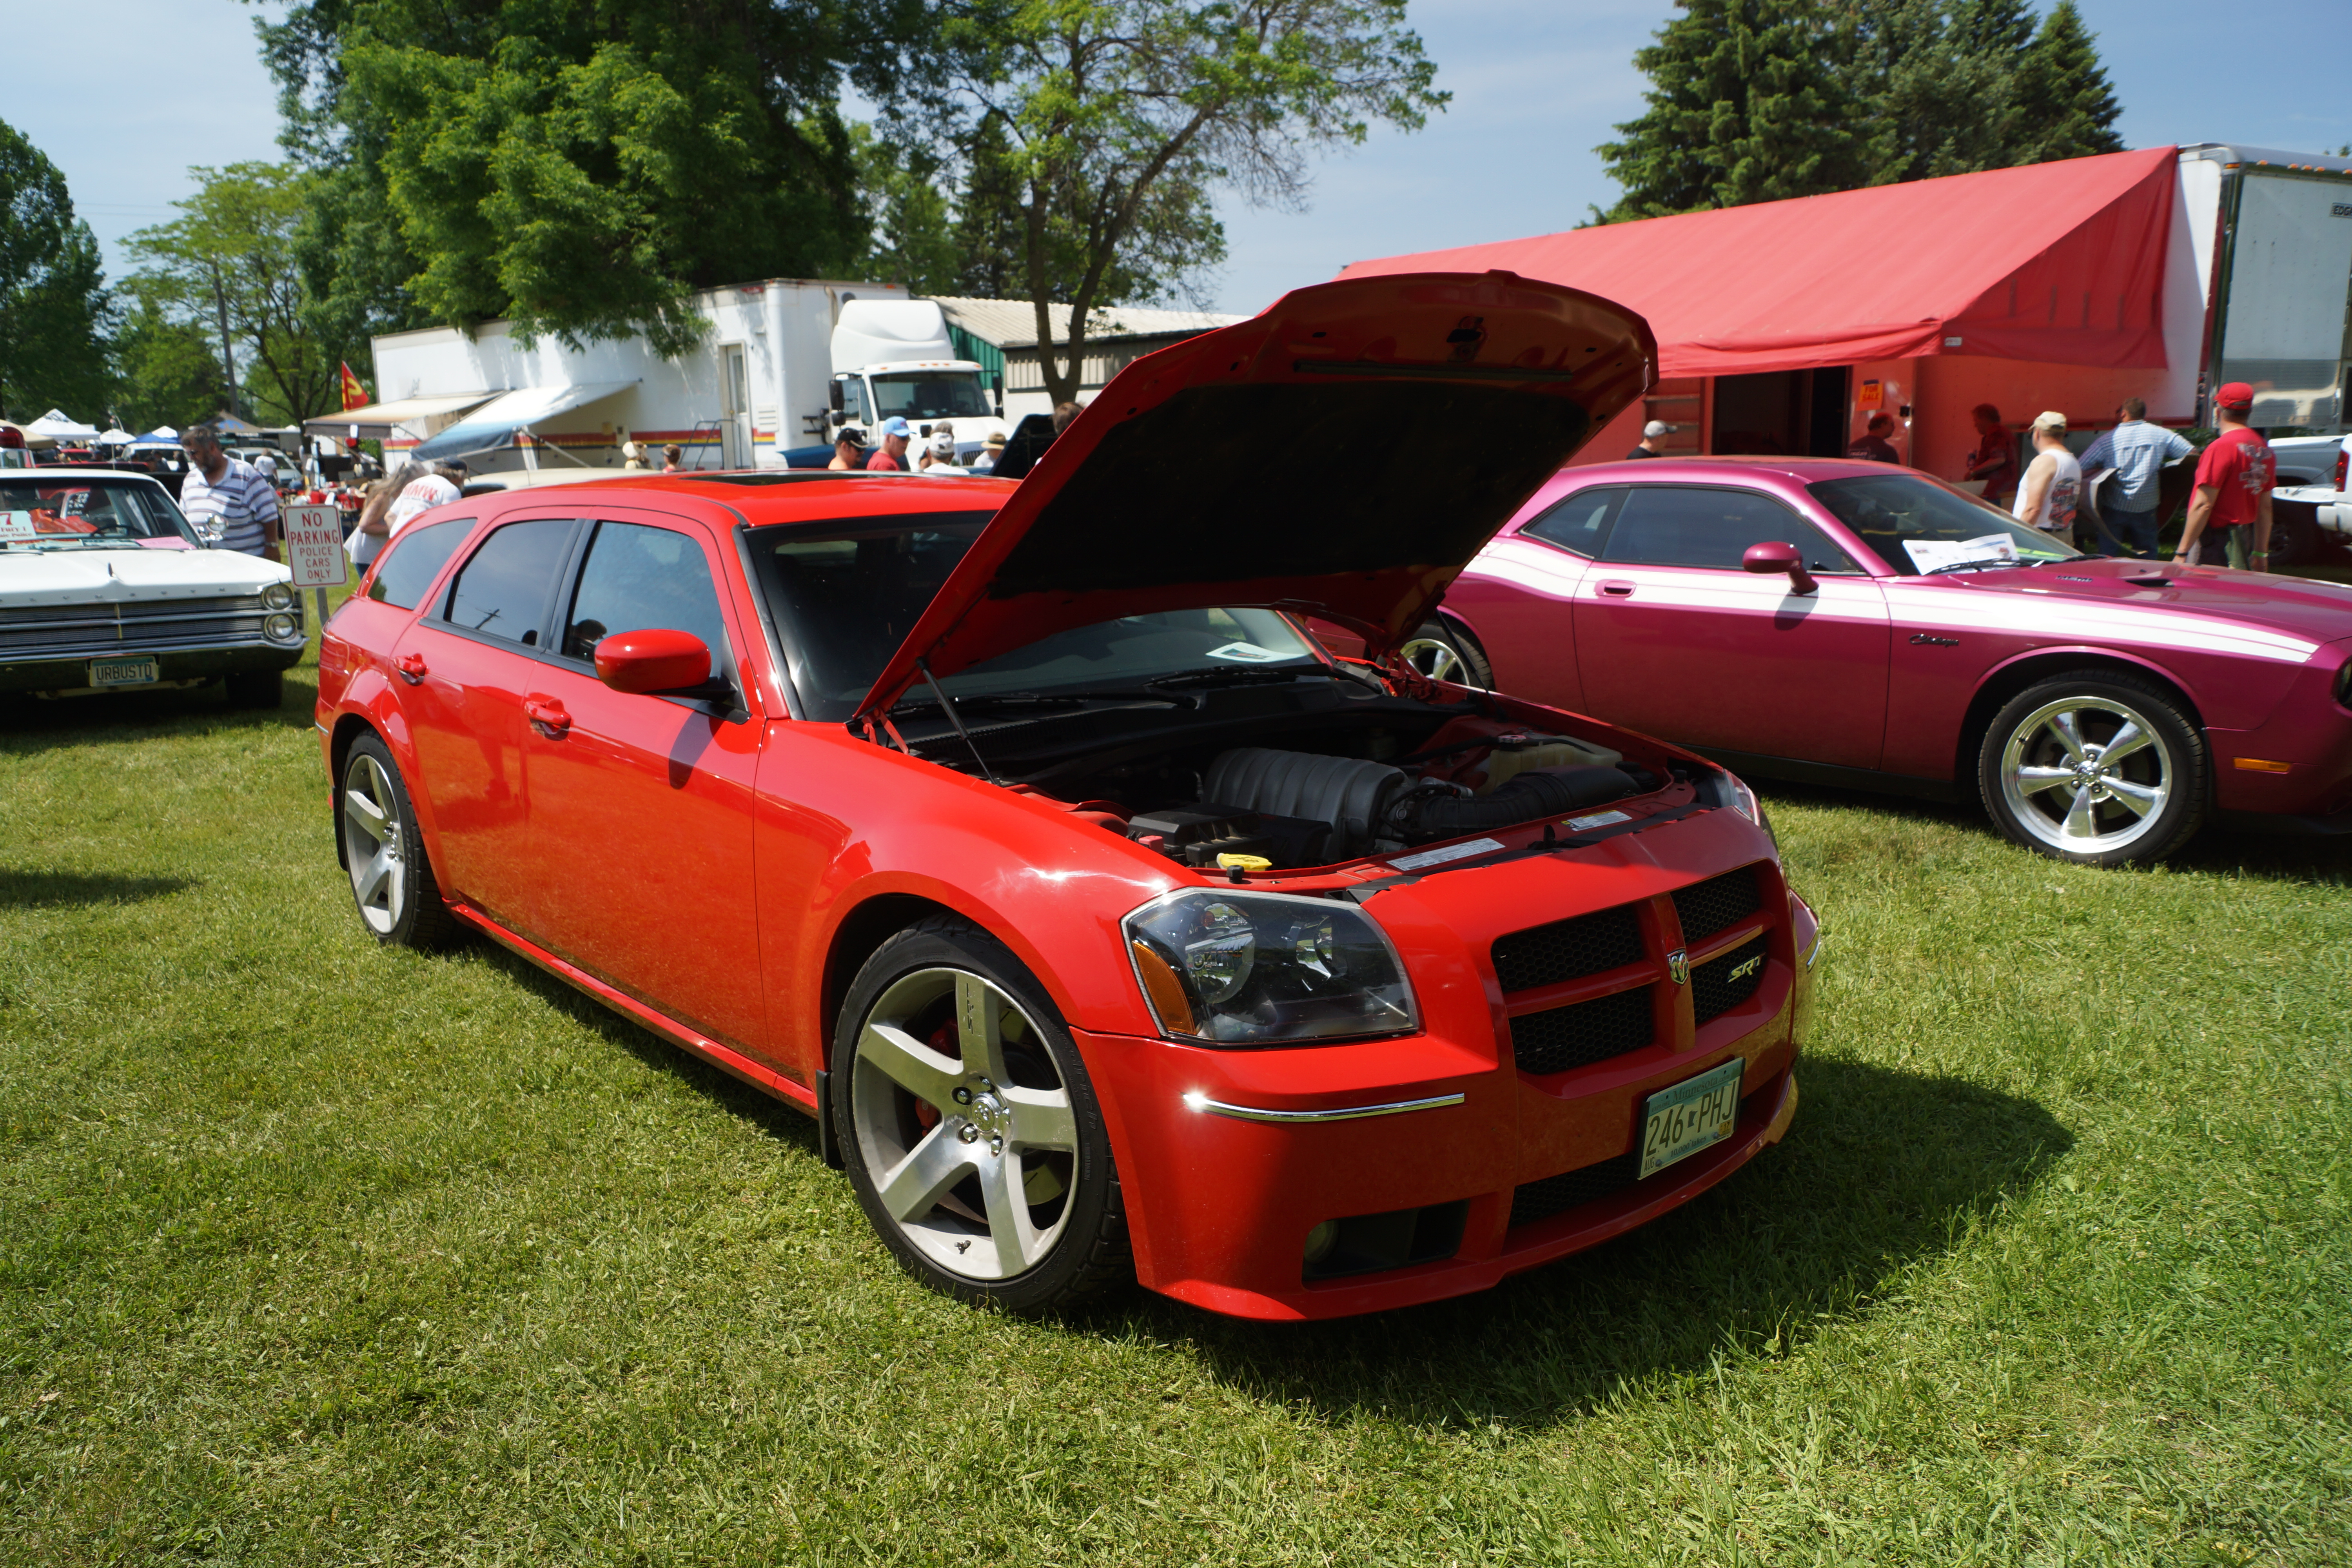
[1963, 403, 2018, 505]
[2175, 382, 2274, 571]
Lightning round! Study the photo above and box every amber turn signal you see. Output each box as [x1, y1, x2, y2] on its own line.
[2232, 757, 2292, 774]
[1130, 940, 1201, 1036]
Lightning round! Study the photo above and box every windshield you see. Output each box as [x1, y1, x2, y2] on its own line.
[0, 477, 194, 548]
[870, 371, 992, 423]
[748, 515, 1322, 720]
[1808, 473, 2080, 575]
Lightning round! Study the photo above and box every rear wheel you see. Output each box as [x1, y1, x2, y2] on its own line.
[225, 670, 282, 710]
[338, 734, 461, 949]
[2266, 502, 2320, 570]
[1978, 672, 2206, 866]
[833, 918, 1128, 1313]
[1397, 618, 1492, 689]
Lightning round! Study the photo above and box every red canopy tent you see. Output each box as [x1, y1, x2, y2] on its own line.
[1338, 146, 2180, 379]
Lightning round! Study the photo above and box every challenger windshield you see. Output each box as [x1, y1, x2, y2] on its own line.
[0, 478, 195, 548]
[747, 515, 1321, 721]
[1807, 472, 2081, 575]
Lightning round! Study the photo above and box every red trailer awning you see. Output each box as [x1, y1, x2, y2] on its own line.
[1338, 146, 2179, 378]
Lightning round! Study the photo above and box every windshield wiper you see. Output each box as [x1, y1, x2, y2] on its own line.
[1924, 556, 2028, 576]
[1144, 664, 1317, 690]
[888, 688, 1193, 717]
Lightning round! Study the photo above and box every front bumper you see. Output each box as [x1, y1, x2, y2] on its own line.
[0, 641, 305, 695]
[1081, 872, 1819, 1321]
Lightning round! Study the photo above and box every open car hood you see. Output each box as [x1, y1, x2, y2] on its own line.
[856, 272, 1653, 717]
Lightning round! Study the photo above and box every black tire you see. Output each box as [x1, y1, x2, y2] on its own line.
[1398, 617, 1493, 689]
[2267, 502, 2319, 570]
[1978, 671, 2207, 867]
[225, 669, 283, 710]
[336, 733, 461, 949]
[833, 916, 1129, 1313]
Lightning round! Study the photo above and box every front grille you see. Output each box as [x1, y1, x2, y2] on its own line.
[0, 597, 269, 657]
[1672, 865, 1761, 944]
[1492, 904, 1645, 993]
[1691, 933, 1770, 1027]
[1510, 1152, 1637, 1227]
[1510, 985, 1653, 1075]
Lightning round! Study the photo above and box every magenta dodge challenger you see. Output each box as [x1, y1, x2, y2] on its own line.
[1405, 457, 2352, 866]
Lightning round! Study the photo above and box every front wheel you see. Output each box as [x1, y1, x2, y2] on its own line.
[338, 734, 461, 949]
[833, 918, 1129, 1313]
[1978, 673, 2207, 866]
[1397, 618, 1492, 689]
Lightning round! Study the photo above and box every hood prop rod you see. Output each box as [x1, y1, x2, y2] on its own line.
[918, 657, 1002, 785]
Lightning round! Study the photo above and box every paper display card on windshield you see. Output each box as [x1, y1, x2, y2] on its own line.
[1902, 534, 2017, 573]
[0, 511, 33, 541]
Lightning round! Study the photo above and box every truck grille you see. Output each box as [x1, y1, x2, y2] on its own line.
[0, 596, 270, 657]
[1691, 933, 1770, 1027]
[1491, 904, 1644, 992]
[1510, 986, 1653, 1075]
[1671, 865, 1761, 944]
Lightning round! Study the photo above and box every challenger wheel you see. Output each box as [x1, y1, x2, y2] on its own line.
[1978, 673, 2206, 866]
[338, 734, 461, 949]
[833, 918, 1128, 1312]
[1397, 619, 1492, 689]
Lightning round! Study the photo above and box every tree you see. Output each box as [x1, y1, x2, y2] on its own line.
[252, 0, 929, 357]
[2009, 0, 2123, 165]
[0, 118, 113, 424]
[931, 0, 1445, 406]
[113, 290, 231, 433]
[125, 162, 351, 424]
[1598, 0, 1884, 222]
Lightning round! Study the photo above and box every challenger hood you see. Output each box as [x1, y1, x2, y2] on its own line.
[1953, 557, 2352, 653]
[857, 272, 1653, 715]
[0, 545, 293, 610]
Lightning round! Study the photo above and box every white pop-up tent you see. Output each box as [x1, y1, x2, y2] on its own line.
[24, 409, 101, 441]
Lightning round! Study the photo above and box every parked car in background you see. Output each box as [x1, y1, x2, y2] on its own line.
[315, 274, 1820, 1321]
[1410, 457, 2352, 867]
[0, 468, 305, 708]
[2270, 432, 2350, 561]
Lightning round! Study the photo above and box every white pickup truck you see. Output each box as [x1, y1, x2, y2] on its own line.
[2270, 432, 2350, 562]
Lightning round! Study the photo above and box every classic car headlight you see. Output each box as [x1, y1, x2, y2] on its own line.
[263, 612, 301, 642]
[1123, 889, 1417, 1045]
[261, 582, 294, 611]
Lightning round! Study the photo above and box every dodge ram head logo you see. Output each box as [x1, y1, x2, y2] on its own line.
[1666, 948, 1689, 985]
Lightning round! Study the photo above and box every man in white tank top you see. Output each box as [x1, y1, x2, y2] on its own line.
[2013, 410, 2082, 537]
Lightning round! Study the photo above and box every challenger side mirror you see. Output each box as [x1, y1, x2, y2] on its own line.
[1743, 541, 1817, 595]
[595, 628, 716, 695]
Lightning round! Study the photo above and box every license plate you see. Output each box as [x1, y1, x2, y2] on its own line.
[89, 657, 159, 687]
[1638, 1057, 1746, 1179]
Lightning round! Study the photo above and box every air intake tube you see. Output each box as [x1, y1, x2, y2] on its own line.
[1395, 766, 1644, 843]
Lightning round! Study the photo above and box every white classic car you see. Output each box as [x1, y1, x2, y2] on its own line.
[1, 467, 307, 707]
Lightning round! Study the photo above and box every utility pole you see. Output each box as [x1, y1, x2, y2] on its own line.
[210, 264, 240, 418]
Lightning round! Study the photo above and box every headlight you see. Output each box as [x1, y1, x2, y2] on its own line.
[2336, 657, 2352, 710]
[1123, 889, 1417, 1045]
[261, 582, 294, 610]
[263, 612, 301, 642]
[1709, 766, 1775, 841]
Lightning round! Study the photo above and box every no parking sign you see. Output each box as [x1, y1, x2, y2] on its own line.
[283, 503, 346, 589]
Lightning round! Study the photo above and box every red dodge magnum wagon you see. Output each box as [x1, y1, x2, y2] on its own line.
[316, 274, 1820, 1320]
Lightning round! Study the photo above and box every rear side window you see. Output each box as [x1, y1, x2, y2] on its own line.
[444, 519, 578, 648]
[1522, 486, 1624, 557]
[367, 517, 478, 610]
[562, 521, 733, 667]
[1601, 486, 1860, 573]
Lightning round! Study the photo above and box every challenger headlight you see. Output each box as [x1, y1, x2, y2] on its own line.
[263, 612, 301, 642]
[1123, 889, 1417, 1045]
[261, 582, 294, 611]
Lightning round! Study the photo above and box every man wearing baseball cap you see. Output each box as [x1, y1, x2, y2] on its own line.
[866, 416, 915, 471]
[1626, 420, 1674, 459]
[2176, 383, 2274, 571]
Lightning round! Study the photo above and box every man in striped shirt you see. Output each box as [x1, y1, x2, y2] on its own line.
[178, 423, 280, 558]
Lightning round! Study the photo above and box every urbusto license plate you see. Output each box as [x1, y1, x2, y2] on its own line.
[1638, 1057, 1746, 1180]
[89, 657, 159, 687]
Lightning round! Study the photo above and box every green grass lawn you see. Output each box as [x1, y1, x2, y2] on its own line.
[3, 635, 2348, 1566]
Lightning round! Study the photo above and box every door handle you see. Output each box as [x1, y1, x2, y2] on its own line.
[1596, 580, 1636, 597]
[525, 697, 571, 738]
[395, 653, 427, 684]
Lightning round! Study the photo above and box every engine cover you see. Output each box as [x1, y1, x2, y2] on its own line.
[1204, 749, 1405, 859]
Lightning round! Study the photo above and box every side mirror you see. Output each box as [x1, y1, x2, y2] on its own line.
[1742, 541, 1817, 595]
[827, 379, 845, 413]
[595, 628, 713, 695]
[991, 377, 1004, 416]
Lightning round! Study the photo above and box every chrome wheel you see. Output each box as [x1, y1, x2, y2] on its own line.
[1998, 694, 2174, 855]
[342, 751, 406, 935]
[1398, 636, 1470, 684]
[849, 967, 1081, 1282]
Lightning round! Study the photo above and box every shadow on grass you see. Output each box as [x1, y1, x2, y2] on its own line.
[0, 869, 200, 908]
[0, 671, 319, 752]
[1100, 1056, 2071, 1429]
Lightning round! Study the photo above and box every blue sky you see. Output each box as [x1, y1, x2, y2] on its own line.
[5, 0, 2348, 319]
